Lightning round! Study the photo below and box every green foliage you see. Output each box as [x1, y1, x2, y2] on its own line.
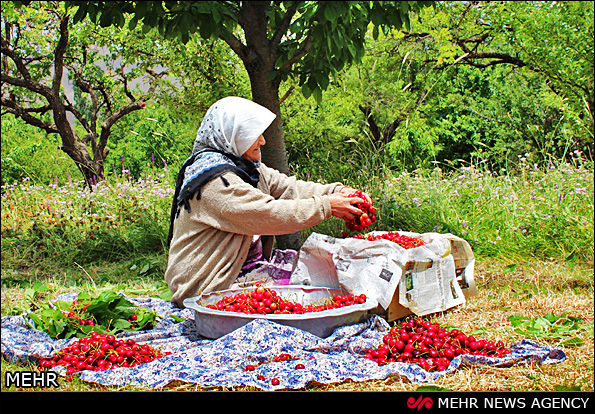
[2, 1, 173, 184]
[337, 27, 445, 170]
[426, 65, 578, 169]
[288, 1, 434, 103]
[1, 166, 174, 267]
[26, 290, 161, 339]
[1, 4, 246, 185]
[282, 86, 364, 181]
[1, 115, 81, 187]
[66, 1, 434, 104]
[332, 4, 592, 173]
[105, 105, 195, 179]
[152, 36, 251, 115]
[508, 313, 590, 348]
[492, 1, 594, 134]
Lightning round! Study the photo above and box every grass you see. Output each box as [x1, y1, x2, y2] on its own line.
[312, 152, 594, 264]
[1, 258, 592, 391]
[1, 166, 173, 268]
[1, 154, 593, 391]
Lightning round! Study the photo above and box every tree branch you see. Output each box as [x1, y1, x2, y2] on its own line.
[279, 85, 294, 105]
[458, 52, 526, 69]
[0, 71, 52, 100]
[359, 105, 382, 143]
[270, 3, 299, 50]
[52, 14, 69, 97]
[145, 67, 168, 82]
[95, 68, 162, 157]
[277, 32, 314, 74]
[219, 28, 248, 62]
[119, 66, 136, 102]
[1, 96, 58, 134]
[457, 32, 491, 54]
[70, 67, 99, 142]
[97, 100, 144, 155]
[1, 35, 34, 82]
[93, 81, 113, 114]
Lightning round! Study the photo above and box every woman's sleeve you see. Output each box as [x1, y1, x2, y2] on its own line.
[259, 163, 345, 200]
[195, 172, 333, 236]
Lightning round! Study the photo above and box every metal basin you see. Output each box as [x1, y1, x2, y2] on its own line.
[183, 285, 378, 339]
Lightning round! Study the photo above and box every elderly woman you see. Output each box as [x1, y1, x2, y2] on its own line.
[165, 96, 369, 308]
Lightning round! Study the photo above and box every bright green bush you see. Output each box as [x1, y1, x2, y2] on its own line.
[1, 115, 81, 188]
[105, 105, 199, 180]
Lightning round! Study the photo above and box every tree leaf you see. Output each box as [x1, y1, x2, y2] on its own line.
[99, 10, 114, 28]
[508, 315, 530, 327]
[312, 86, 323, 104]
[134, 1, 149, 19]
[553, 384, 582, 391]
[301, 83, 312, 99]
[72, 5, 87, 24]
[559, 337, 583, 348]
[503, 263, 517, 273]
[323, 4, 336, 22]
[112, 318, 132, 330]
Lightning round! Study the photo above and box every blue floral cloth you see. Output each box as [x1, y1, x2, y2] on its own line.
[1, 293, 567, 390]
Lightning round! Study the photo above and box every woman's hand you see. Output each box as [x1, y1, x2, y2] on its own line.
[328, 193, 364, 220]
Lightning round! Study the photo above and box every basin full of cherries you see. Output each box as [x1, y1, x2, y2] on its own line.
[204, 284, 368, 315]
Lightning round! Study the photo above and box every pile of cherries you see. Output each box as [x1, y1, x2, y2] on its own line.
[364, 318, 512, 371]
[205, 284, 367, 315]
[38, 332, 170, 375]
[349, 231, 426, 249]
[344, 190, 376, 233]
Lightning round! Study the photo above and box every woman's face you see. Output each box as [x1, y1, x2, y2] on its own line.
[241, 134, 266, 162]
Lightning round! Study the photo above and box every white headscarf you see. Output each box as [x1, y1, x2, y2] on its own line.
[168, 97, 276, 246]
[192, 96, 276, 158]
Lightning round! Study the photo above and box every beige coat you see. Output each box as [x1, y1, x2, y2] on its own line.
[165, 163, 345, 307]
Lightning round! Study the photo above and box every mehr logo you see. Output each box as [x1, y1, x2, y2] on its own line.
[5, 371, 60, 388]
[407, 395, 434, 410]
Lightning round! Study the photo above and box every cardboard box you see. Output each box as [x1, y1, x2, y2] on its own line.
[378, 255, 478, 322]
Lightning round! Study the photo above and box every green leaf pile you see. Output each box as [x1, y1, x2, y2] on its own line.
[26, 291, 160, 339]
[508, 313, 588, 347]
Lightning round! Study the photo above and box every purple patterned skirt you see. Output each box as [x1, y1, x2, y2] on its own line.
[235, 236, 297, 287]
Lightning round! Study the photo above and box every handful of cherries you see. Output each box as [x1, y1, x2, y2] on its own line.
[344, 189, 376, 233]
